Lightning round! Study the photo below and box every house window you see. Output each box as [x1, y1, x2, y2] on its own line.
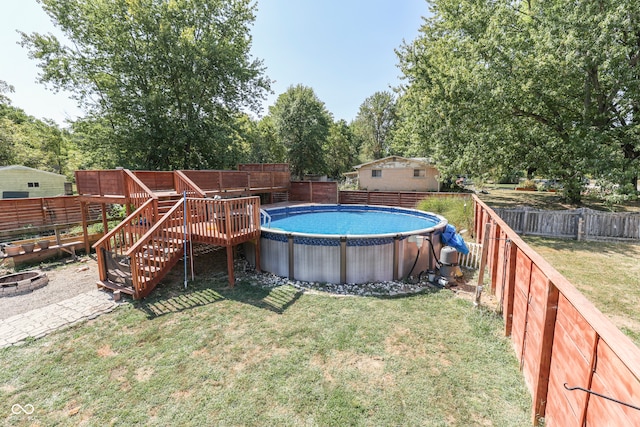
[27, 182, 40, 188]
[414, 169, 425, 177]
[371, 169, 382, 178]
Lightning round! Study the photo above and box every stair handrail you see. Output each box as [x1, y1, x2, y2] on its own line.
[93, 198, 158, 252]
[125, 198, 186, 298]
[123, 168, 157, 209]
[93, 198, 158, 283]
[125, 199, 184, 257]
[174, 170, 207, 198]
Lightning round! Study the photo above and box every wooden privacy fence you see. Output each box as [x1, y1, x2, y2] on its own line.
[286, 188, 472, 207]
[493, 206, 640, 242]
[0, 196, 101, 234]
[474, 196, 640, 425]
[289, 181, 339, 204]
[339, 190, 472, 208]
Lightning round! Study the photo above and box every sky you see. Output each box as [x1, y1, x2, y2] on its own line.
[0, 0, 428, 126]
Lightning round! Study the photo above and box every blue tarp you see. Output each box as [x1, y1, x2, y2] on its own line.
[441, 224, 470, 255]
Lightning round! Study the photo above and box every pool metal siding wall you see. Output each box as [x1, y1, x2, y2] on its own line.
[256, 229, 444, 284]
[260, 238, 288, 278]
[345, 242, 394, 283]
[294, 243, 341, 283]
[254, 205, 447, 285]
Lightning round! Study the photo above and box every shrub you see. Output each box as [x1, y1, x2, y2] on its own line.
[520, 179, 536, 190]
[417, 196, 474, 234]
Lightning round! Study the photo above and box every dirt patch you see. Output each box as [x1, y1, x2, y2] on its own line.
[0, 256, 99, 320]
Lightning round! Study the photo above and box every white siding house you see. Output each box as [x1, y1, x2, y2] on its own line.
[352, 156, 440, 192]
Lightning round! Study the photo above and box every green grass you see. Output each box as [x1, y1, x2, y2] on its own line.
[478, 188, 640, 212]
[0, 277, 531, 426]
[523, 237, 640, 347]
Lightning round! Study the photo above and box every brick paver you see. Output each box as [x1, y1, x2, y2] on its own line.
[0, 289, 121, 348]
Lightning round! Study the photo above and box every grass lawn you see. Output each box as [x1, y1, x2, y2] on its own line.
[1, 274, 531, 426]
[523, 237, 640, 347]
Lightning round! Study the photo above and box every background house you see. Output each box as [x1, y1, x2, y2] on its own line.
[0, 165, 70, 198]
[352, 156, 440, 192]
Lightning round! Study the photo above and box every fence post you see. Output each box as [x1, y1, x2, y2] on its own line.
[532, 280, 559, 424]
[577, 217, 584, 241]
[475, 223, 492, 307]
[502, 242, 517, 336]
[522, 209, 529, 235]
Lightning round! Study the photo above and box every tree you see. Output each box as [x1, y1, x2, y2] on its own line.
[21, 0, 271, 170]
[245, 115, 286, 164]
[352, 91, 397, 160]
[324, 120, 358, 179]
[0, 81, 77, 177]
[396, 0, 640, 203]
[269, 85, 331, 179]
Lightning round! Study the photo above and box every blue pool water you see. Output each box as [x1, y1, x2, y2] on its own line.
[268, 209, 439, 235]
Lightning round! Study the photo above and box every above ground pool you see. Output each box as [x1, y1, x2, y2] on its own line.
[246, 204, 448, 285]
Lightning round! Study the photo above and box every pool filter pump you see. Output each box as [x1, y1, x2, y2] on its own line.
[438, 246, 462, 279]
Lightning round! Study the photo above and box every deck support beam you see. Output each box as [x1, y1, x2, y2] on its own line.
[226, 244, 235, 287]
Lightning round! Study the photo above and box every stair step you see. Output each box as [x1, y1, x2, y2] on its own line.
[96, 280, 135, 295]
[139, 264, 161, 274]
[140, 254, 170, 263]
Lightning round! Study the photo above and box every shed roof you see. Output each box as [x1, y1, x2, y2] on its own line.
[0, 165, 67, 178]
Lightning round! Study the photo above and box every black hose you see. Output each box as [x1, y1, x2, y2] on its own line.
[406, 236, 443, 281]
[407, 247, 421, 279]
[424, 236, 443, 269]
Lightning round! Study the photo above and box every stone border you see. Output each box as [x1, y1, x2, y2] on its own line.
[0, 272, 49, 297]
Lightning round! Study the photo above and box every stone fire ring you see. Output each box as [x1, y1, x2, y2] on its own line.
[0, 271, 49, 297]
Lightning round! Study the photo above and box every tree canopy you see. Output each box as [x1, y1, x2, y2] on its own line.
[21, 0, 271, 170]
[352, 91, 397, 160]
[269, 84, 332, 179]
[396, 0, 640, 202]
[0, 80, 78, 178]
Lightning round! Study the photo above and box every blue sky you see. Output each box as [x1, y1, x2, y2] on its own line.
[0, 0, 428, 126]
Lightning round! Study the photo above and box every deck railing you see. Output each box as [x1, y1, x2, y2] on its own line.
[94, 198, 158, 281]
[473, 195, 640, 426]
[123, 169, 156, 209]
[133, 171, 175, 191]
[174, 170, 207, 198]
[185, 196, 261, 245]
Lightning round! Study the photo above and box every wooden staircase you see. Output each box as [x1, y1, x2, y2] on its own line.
[94, 195, 261, 299]
[80, 167, 278, 299]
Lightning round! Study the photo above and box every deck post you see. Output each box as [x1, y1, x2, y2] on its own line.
[254, 238, 261, 273]
[81, 201, 90, 254]
[101, 203, 109, 235]
[226, 244, 235, 287]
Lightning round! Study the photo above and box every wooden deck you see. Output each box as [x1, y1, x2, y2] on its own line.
[92, 196, 261, 299]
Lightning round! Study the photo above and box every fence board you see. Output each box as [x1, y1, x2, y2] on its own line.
[339, 190, 471, 209]
[474, 196, 640, 425]
[493, 207, 640, 241]
[0, 196, 101, 233]
[133, 171, 174, 190]
[289, 182, 338, 204]
[459, 242, 482, 269]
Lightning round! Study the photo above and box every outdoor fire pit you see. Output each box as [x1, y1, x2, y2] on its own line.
[0, 271, 49, 297]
